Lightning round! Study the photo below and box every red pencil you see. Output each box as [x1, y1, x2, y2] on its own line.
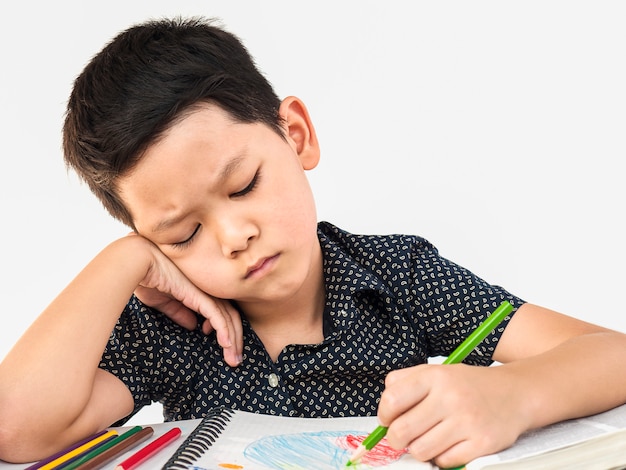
[114, 427, 181, 470]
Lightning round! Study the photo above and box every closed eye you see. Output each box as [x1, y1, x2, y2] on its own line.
[230, 170, 260, 198]
[172, 224, 201, 249]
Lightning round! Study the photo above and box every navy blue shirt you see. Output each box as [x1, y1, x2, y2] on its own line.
[100, 222, 524, 424]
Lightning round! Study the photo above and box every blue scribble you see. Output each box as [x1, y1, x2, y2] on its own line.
[243, 430, 369, 470]
[187, 467, 221, 470]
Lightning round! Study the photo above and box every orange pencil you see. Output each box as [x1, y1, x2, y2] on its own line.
[114, 427, 181, 470]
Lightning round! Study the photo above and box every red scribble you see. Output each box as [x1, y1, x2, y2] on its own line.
[336, 434, 407, 466]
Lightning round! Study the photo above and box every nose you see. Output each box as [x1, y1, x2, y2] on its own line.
[214, 212, 257, 258]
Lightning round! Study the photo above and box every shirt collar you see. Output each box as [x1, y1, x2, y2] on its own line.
[318, 222, 395, 336]
[318, 223, 392, 297]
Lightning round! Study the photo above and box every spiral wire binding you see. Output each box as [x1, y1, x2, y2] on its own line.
[162, 406, 234, 469]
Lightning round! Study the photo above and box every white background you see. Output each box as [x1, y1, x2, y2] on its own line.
[1, 1, 624, 426]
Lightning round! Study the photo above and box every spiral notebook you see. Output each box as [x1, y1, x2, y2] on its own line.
[159, 404, 626, 470]
[161, 406, 424, 469]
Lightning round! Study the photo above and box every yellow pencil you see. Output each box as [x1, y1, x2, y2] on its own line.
[39, 430, 118, 470]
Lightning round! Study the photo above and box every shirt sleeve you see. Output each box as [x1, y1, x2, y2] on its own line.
[409, 240, 525, 366]
[99, 295, 207, 425]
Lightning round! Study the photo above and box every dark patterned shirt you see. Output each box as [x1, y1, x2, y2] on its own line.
[100, 222, 524, 424]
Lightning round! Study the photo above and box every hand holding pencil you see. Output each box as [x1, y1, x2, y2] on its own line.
[346, 300, 514, 467]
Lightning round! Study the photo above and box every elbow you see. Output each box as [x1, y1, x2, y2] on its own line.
[0, 420, 71, 464]
[0, 420, 36, 463]
[0, 398, 23, 462]
[0, 380, 53, 461]
[0, 433, 23, 464]
[0, 402, 60, 463]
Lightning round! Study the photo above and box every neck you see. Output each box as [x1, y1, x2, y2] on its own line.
[238, 249, 325, 361]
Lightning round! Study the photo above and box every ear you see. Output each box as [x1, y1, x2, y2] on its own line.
[278, 96, 320, 170]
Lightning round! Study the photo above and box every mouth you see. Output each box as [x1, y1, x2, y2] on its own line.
[245, 254, 279, 279]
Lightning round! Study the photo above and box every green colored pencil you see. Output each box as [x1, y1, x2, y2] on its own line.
[61, 426, 146, 470]
[345, 300, 514, 467]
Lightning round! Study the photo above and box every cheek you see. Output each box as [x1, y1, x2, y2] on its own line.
[271, 176, 317, 225]
[174, 256, 229, 297]
[271, 200, 316, 241]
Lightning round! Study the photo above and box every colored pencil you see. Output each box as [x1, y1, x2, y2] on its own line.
[38, 430, 118, 470]
[63, 426, 154, 470]
[52, 435, 119, 470]
[346, 300, 514, 466]
[114, 427, 181, 470]
[24, 431, 109, 470]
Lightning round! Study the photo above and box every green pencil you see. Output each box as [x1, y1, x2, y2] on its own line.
[345, 300, 514, 467]
[61, 426, 145, 470]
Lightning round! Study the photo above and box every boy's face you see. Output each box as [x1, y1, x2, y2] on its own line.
[118, 102, 321, 306]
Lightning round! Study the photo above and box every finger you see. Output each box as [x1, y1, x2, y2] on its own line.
[195, 298, 243, 367]
[378, 365, 432, 426]
[197, 302, 232, 347]
[161, 301, 200, 330]
[426, 415, 519, 469]
[200, 299, 229, 335]
[204, 301, 243, 363]
[404, 414, 462, 463]
[224, 302, 243, 365]
[384, 394, 442, 451]
[136, 288, 199, 330]
[428, 438, 476, 470]
[135, 286, 199, 330]
[205, 323, 242, 367]
[201, 318, 215, 335]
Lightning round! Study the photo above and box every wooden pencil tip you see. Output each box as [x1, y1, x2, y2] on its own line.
[347, 444, 367, 466]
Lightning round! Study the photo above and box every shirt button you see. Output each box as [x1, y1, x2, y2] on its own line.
[268, 373, 279, 388]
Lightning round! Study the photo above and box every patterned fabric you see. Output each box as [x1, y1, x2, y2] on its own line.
[100, 222, 524, 424]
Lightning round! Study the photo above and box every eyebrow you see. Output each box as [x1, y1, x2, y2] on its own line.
[150, 154, 245, 234]
[218, 154, 244, 182]
[151, 213, 187, 235]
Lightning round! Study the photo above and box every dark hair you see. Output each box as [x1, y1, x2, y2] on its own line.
[62, 16, 283, 228]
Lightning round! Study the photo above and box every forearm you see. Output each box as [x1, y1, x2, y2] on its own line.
[0, 237, 151, 445]
[498, 330, 626, 431]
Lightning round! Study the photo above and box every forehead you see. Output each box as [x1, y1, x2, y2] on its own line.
[158, 102, 239, 147]
[123, 102, 249, 181]
[117, 106, 243, 221]
[116, 103, 282, 233]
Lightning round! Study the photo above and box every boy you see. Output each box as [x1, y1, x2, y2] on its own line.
[1, 16, 626, 467]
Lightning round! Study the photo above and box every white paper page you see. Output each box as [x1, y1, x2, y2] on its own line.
[161, 410, 435, 470]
